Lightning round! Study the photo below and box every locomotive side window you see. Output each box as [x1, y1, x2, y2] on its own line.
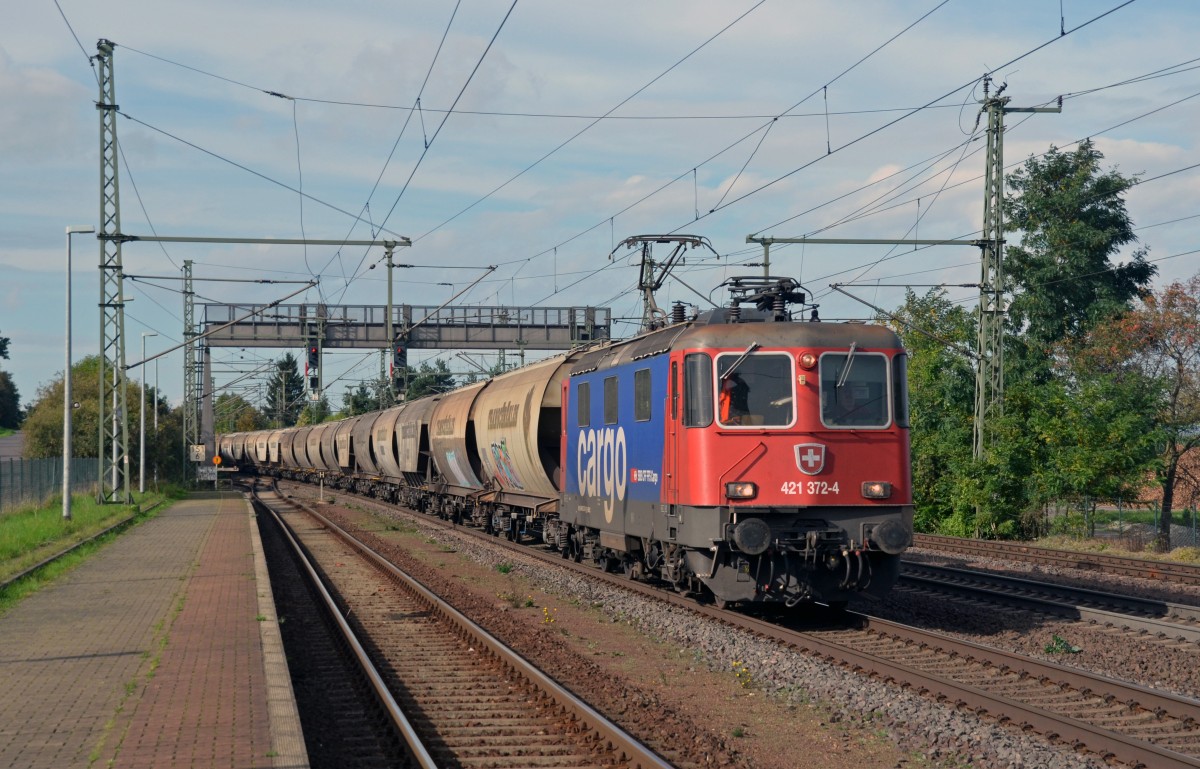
[603, 376, 618, 425]
[577, 382, 590, 427]
[716, 353, 795, 427]
[683, 353, 713, 427]
[819, 352, 890, 428]
[892, 353, 910, 428]
[670, 362, 678, 419]
[634, 368, 651, 422]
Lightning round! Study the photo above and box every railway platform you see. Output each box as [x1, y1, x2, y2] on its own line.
[0, 491, 307, 768]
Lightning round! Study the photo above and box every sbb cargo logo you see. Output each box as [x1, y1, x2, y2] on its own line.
[576, 426, 627, 524]
[630, 468, 659, 484]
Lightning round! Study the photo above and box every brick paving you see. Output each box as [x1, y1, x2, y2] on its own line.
[0, 492, 306, 769]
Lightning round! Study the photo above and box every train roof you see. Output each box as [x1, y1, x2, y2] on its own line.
[569, 311, 903, 375]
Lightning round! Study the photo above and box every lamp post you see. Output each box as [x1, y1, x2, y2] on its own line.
[63, 225, 95, 520]
[153, 356, 159, 489]
[139, 332, 158, 494]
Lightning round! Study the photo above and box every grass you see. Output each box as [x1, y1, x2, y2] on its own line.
[0, 486, 184, 592]
[0, 427, 14, 438]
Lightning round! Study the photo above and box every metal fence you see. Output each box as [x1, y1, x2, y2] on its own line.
[0, 457, 99, 513]
[1044, 501, 1199, 550]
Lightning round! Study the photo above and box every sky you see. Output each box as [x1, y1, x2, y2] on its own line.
[3, 0, 1198, 416]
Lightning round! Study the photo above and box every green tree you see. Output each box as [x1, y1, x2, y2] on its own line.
[341, 383, 380, 416]
[214, 393, 267, 434]
[265, 353, 305, 427]
[296, 397, 332, 426]
[405, 359, 456, 400]
[880, 289, 975, 533]
[935, 140, 1160, 539]
[0, 371, 19, 429]
[1004, 140, 1155, 354]
[23, 356, 106, 459]
[990, 355, 1159, 538]
[0, 328, 18, 426]
[1084, 274, 1200, 550]
[20, 356, 187, 483]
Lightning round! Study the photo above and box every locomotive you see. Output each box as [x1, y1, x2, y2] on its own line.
[223, 276, 913, 608]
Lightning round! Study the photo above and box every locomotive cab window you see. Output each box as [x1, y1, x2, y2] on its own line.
[819, 351, 890, 428]
[683, 353, 713, 427]
[603, 376, 618, 425]
[716, 353, 795, 427]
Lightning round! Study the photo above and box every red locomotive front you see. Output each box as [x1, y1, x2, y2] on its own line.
[660, 318, 913, 607]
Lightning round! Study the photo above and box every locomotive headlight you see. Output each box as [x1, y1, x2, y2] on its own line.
[726, 482, 758, 500]
[861, 481, 892, 499]
[798, 352, 817, 370]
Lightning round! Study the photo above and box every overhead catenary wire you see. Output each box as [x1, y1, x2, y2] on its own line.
[679, 1, 1141, 233]
[335, 0, 519, 304]
[64, 0, 1194, 407]
[96, 0, 1142, 323]
[317, 0, 464, 296]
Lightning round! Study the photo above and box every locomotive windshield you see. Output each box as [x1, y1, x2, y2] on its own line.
[716, 353, 795, 427]
[819, 352, 890, 428]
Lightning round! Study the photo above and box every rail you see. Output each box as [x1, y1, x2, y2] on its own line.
[913, 533, 1200, 585]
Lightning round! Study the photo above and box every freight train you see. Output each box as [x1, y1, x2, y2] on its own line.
[222, 276, 913, 608]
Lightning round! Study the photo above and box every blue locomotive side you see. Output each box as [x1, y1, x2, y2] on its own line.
[561, 354, 669, 537]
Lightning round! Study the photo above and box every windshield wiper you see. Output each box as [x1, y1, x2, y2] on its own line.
[721, 342, 760, 380]
[836, 342, 858, 389]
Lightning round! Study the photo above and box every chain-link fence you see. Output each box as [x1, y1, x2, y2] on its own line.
[1040, 500, 1199, 550]
[0, 457, 99, 513]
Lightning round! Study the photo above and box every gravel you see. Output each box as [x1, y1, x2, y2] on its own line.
[353, 501, 1121, 769]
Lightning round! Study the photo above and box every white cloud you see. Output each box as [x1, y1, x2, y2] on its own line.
[5, 0, 1200, 404]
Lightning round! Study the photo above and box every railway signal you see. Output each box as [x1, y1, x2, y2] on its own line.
[392, 342, 407, 374]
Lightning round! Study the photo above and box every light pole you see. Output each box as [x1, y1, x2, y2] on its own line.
[139, 331, 158, 493]
[153, 356, 159, 489]
[63, 225, 95, 520]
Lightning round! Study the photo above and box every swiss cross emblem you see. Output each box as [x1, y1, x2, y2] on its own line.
[794, 443, 826, 475]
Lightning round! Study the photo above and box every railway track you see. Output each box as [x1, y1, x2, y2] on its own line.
[788, 614, 1200, 768]
[274, 480, 1200, 768]
[899, 562, 1200, 645]
[913, 533, 1200, 586]
[254, 483, 674, 769]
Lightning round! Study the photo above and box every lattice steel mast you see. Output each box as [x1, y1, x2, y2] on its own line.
[182, 259, 201, 474]
[95, 39, 132, 503]
[973, 78, 1060, 458]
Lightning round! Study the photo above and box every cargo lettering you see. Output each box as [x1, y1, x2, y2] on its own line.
[487, 401, 520, 430]
[576, 426, 627, 524]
